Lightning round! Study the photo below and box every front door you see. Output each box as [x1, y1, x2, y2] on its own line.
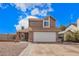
[20, 33, 28, 41]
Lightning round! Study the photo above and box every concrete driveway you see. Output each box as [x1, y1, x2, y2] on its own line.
[19, 42, 79, 56]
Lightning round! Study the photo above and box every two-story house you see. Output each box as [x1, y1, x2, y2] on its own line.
[16, 16, 60, 42]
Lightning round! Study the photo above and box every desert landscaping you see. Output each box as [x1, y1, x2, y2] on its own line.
[0, 42, 28, 56]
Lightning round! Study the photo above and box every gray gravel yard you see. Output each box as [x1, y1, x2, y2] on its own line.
[0, 42, 28, 56]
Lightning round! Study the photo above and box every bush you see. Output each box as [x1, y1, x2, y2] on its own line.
[74, 31, 79, 41]
[65, 32, 75, 42]
[65, 31, 79, 42]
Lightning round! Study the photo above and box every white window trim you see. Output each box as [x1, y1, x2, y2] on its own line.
[43, 20, 50, 28]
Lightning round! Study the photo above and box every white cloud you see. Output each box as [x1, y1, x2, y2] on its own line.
[15, 25, 21, 31]
[40, 10, 48, 16]
[13, 3, 42, 12]
[31, 8, 49, 16]
[31, 8, 40, 15]
[0, 3, 54, 15]
[12, 3, 54, 16]
[19, 19, 28, 27]
[14, 3, 30, 12]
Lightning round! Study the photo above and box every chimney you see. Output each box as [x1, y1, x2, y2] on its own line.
[77, 18, 79, 29]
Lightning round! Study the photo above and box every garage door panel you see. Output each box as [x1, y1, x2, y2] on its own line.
[33, 32, 56, 42]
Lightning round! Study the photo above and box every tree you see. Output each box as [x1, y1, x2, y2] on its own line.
[59, 25, 66, 31]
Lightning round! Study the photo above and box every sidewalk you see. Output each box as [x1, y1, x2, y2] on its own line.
[19, 42, 32, 56]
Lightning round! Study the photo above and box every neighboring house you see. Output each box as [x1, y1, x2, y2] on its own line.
[58, 19, 79, 41]
[16, 16, 60, 42]
[58, 24, 77, 34]
[59, 19, 79, 34]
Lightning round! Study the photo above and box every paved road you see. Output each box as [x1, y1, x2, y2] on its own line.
[19, 42, 79, 56]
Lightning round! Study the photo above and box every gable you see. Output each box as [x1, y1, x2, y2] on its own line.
[44, 16, 56, 21]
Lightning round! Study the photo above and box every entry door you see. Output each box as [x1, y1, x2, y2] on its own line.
[33, 32, 56, 42]
[20, 33, 28, 41]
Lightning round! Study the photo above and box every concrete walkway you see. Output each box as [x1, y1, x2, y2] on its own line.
[19, 42, 32, 56]
[19, 43, 79, 56]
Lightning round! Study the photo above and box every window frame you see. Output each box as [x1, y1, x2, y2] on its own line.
[43, 20, 50, 28]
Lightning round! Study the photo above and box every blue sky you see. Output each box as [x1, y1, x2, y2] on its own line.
[0, 3, 79, 33]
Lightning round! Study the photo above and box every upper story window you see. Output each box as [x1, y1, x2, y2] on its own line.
[30, 21, 36, 25]
[44, 21, 49, 26]
[43, 20, 50, 28]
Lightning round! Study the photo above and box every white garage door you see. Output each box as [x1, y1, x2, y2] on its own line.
[33, 32, 56, 42]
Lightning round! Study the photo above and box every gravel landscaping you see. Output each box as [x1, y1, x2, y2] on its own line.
[0, 42, 28, 56]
